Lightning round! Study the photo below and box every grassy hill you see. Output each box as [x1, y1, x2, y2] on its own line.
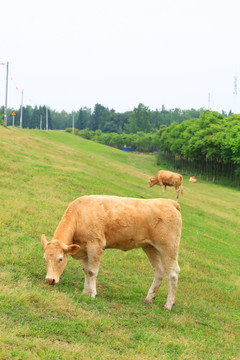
[0, 127, 239, 360]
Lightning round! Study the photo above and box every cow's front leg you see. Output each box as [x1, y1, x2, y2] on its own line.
[81, 257, 92, 296]
[82, 246, 102, 299]
[159, 181, 165, 193]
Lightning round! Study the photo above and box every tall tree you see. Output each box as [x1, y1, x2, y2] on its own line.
[22, 106, 31, 128]
[30, 106, 40, 129]
[76, 107, 91, 130]
[126, 103, 151, 133]
[89, 104, 109, 131]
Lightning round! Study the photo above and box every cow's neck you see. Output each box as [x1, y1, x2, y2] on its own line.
[53, 208, 76, 245]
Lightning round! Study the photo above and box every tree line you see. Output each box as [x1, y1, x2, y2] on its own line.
[2, 103, 239, 187]
[0, 105, 53, 129]
[1, 103, 204, 132]
[66, 110, 240, 187]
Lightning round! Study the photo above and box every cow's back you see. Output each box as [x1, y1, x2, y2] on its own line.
[158, 170, 182, 186]
[70, 195, 181, 251]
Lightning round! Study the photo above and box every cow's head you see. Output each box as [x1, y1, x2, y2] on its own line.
[41, 234, 80, 285]
[148, 177, 156, 188]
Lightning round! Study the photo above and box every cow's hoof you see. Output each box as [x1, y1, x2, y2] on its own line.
[163, 304, 172, 311]
[144, 298, 153, 304]
[82, 290, 96, 297]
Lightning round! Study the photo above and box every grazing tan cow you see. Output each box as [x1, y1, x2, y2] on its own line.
[41, 195, 182, 311]
[148, 170, 183, 199]
[189, 176, 197, 183]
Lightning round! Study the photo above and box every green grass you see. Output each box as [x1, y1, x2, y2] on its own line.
[0, 127, 239, 360]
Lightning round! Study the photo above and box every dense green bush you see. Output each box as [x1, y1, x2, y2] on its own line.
[66, 128, 161, 152]
[157, 111, 240, 186]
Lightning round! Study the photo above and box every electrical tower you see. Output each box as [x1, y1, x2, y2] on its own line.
[208, 93, 210, 110]
[233, 75, 237, 96]
[233, 75, 238, 114]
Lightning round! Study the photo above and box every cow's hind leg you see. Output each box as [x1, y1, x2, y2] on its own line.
[163, 257, 180, 311]
[142, 245, 164, 304]
[175, 185, 180, 199]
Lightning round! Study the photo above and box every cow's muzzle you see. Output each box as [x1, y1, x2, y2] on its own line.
[46, 278, 56, 285]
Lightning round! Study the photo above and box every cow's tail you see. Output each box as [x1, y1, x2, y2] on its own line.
[180, 175, 183, 196]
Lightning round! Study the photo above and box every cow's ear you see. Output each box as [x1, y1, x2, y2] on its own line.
[41, 234, 48, 247]
[64, 244, 80, 255]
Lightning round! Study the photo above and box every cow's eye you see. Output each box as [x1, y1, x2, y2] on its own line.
[59, 258, 63, 262]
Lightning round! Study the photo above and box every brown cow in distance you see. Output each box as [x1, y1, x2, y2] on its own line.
[189, 176, 197, 183]
[148, 170, 183, 199]
[41, 195, 182, 311]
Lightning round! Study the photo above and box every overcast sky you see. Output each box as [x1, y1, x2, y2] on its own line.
[1, 0, 240, 114]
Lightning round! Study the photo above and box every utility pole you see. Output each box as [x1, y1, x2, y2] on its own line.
[20, 90, 23, 129]
[4, 61, 9, 126]
[40, 114, 42, 130]
[72, 111, 74, 134]
[46, 106, 48, 133]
